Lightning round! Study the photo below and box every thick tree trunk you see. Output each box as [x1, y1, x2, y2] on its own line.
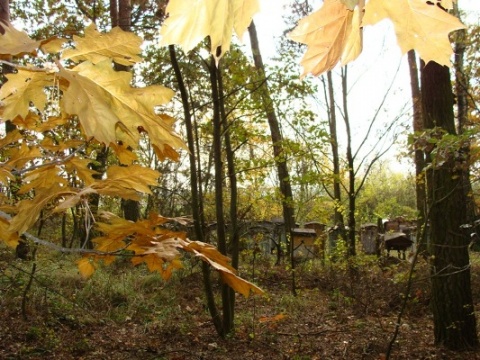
[422, 61, 478, 350]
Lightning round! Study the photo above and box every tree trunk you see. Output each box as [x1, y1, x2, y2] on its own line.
[248, 20, 297, 294]
[168, 45, 223, 336]
[217, 66, 239, 328]
[341, 68, 356, 257]
[209, 54, 234, 337]
[112, 0, 141, 222]
[422, 61, 478, 350]
[407, 50, 426, 234]
[326, 71, 344, 227]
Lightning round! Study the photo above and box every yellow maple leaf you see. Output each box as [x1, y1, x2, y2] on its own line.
[17, 165, 68, 195]
[40, 37, 68, 54]
[159, 0, 260, 63]
[64, 157, 99, 185]
[0, 167, 14, 186]
[0, 217, 19, 248]
[0, 20, 41, 56]
[192, 249, 263, 297]
[62, 24, 143, 66]
[54, 166, 160, 212]
[0, 129, 22, 148]
[111, 143, 138, 165]
[77, 257, 96, 278]
[141, 253, 165, 273]
[288, 0, 361, 77]
[59, 60, 185, 156]
[6, 142, 43, 169]
[12, 111, 41, 130]
[184, 240, 263, 297]
[35, 115, 69, 132]
[0, 70, 53, 120]
[9, 183, 71, 234]
[92, 236, 127, 253]
[94, 164, 160, 197]
[362, 0, 465, 66]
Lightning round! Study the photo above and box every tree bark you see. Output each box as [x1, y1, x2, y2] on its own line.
[248, 20, 297, 294]
[217, 66, 239, 329]
[168, 44, 223, 336]
[208, 54, 233, 337]
[112, 0, 140, 222]
[422, 61, 478, 350]
[407, 50, 426, 231]
[341, 68, 356, 257]
[326, 71, 344, 227]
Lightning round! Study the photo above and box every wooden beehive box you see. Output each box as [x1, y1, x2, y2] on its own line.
[292, 228, 318, 257]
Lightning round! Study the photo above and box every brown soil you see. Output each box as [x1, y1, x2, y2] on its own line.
[1, 253, 480, 360]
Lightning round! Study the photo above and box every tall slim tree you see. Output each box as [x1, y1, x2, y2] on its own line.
[248, 20, 297, 294]
[407, 50, 426, 233]
[325, 71, 344, 228]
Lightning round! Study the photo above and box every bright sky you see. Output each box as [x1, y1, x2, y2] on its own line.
[250, 0, 479, 173]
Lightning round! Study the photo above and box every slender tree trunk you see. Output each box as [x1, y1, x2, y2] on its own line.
[209, 54, 233, 337]
[248, 20, 296, 294]
[217, 67, 239, 327]
[168, 45, 223, 336]
[326, 71, 344, 227]
[341, 68, 356, 257]
[407, 51, 426, 226]
[422, 61, 478, 350]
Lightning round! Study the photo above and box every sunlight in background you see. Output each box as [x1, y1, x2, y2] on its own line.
[252, 0, 479, 174]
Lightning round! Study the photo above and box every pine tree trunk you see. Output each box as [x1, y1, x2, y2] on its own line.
[422, 61, 478, 350]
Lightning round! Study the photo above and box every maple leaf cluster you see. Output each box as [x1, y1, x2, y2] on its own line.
[157, 0, 464, 76]
[0, 20, 262, 297]
[0, 22, 184, 237]
[289, 0, 465, 76]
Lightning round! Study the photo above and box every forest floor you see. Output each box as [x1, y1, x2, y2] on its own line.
[1, 244, 480, 360]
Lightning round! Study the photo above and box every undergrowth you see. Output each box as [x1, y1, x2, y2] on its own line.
[1, 242, 479, 359]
